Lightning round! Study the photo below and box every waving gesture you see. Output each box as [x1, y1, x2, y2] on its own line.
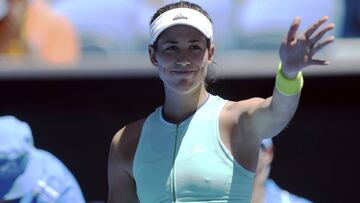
[279, 16, 335, 78]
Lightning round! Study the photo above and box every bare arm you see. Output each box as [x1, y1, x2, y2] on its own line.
[107, 126, 141, 203]
[240, 16, 335, 143]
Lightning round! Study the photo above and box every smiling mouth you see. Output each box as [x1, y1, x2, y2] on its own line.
[171, 70, 196, 73]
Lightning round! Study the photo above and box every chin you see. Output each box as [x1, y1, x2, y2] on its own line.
[170, 82, 202, 95]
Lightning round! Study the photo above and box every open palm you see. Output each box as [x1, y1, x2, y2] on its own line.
[279, 16, 335, 78]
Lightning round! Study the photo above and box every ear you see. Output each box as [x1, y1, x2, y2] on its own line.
[207, 44, 215, 63]
[148, 45, 158, 66]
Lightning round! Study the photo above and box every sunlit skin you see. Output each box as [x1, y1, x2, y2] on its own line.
[280, 16, 335, 77]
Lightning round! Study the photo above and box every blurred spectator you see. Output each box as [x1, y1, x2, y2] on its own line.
[251, 139, 312, 203]
[54, 0, 141, 56]
[182, 0, 235, 50]
[52, 0, 351, 53]
[54, 0, 235, 55]
[343, 0, 360, 37]
[133, 0, 171, 51]
[0, 0, 79, 64]
[0, 115, 86, 203]
[233, 0, 345, 49]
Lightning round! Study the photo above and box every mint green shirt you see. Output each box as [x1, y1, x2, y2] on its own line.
[133, 94, 255, 202]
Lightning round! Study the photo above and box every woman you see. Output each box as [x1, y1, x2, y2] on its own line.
[107, 1, 334, 202]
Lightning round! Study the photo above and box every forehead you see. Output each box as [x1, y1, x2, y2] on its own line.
[157, 25, 207, 44]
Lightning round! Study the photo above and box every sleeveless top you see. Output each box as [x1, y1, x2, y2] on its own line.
[133, 94, 255, 203]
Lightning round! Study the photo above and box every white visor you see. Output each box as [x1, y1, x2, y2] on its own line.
[150, 8, 213, 44]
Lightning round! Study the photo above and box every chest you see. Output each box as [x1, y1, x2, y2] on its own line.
[133, 114, 254, 202]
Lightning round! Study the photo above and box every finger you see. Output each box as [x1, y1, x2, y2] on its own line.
[310, 23, 335, 46]
[304, 16, 328, 39]
[287, 16, 301, 43]
[312, 36, 335, 55]
[309, 59, 330, 66]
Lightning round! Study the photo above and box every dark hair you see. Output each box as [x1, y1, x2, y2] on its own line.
[150, 1, 212, 25]
[150, 1, 213, 49]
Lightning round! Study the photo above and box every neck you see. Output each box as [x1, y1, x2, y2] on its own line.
[163, 84, 208, 123]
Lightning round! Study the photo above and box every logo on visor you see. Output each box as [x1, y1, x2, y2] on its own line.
[173, 13, 187, 21]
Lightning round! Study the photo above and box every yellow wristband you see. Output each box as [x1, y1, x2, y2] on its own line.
[275, 62, 303, 96]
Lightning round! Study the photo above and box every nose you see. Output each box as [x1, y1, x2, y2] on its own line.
[176, 52, 191, 67]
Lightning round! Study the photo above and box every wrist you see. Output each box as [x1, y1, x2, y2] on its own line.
[275, 62, 304, 96]
[280, 62, 299, 79]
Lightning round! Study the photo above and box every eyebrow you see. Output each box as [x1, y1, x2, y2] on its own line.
[162, 39, 201, 45]
[163, 40, 178, 44]
[189, 40, 201, 43]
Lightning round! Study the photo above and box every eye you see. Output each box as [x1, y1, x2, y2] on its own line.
[165, 46, 178, 51]
[190, 45, 202, 51]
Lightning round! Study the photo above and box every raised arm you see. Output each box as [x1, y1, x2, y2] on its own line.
[240, 16, 335, 142]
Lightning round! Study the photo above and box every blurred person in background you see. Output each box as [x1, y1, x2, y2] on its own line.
[0, 115, 86, 203]
[132, 0, 168, 51]
[53, 0, 235, 56]
[54, 0, 184, 56]
[251, 139, 312, 203]
[182, 0, 234, 50]
[343, 0, 360, 37]
[233, 0, 345, 49]
[0, 0, 79, 65]
[54, 0, 141, 57]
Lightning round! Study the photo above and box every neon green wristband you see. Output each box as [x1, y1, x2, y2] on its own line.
[275, 62, 303, 96]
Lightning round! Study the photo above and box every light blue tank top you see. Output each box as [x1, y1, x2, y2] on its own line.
[133, 94, 255, 203]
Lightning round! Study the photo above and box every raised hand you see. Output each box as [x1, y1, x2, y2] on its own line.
[279, 16, 335, 78]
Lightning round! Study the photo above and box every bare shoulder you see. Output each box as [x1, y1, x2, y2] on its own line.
[108, 119, 145, 202]
[220, 98, 266, 139]
[221, 97, 266, 121]
[109, 118, 146, 175]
